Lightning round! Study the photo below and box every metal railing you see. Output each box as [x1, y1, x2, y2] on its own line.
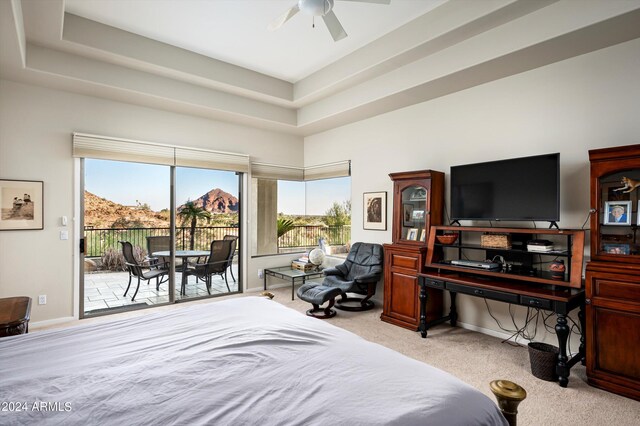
[84, 225, 351, 257]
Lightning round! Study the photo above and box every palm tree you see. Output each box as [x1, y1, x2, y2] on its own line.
[178, 201, 212, 250]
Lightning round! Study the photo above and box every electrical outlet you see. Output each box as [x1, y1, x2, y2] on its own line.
[38, 295, 47, 305]
[258, 269, 264, 279]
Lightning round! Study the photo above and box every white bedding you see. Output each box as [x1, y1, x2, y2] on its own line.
[0, 297, 507, 425]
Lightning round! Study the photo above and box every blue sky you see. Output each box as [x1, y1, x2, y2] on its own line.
[85, 159, 350, 215]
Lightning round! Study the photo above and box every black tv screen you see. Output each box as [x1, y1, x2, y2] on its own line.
[450, 153, 560, 222]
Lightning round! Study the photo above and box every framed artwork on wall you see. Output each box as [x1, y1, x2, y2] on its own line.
[0, 179, 44, 231]
[363, 192, 386, 230]
[603, 201, 632, 225]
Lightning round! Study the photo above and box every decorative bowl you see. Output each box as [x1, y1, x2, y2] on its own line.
[436, 234, 458, 245]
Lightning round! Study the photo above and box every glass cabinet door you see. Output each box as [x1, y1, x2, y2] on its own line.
[401, 185, 427, 242]
[598, 170, 639, 257]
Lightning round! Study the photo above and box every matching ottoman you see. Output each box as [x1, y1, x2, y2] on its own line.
[297, 283, 342, 319]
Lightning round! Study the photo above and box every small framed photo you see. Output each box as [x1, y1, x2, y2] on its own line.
[604, 201, 632, 225]
[363, 192, 387, 231]
[411, 209, 425, 221]
[419, 229, 426, 242]
[0, 179, 43, 231]
[638, 201, 640, 226]
[403, 203, 413, 227]
[603, 243, 630, 255]
[407, 228, 418, 241]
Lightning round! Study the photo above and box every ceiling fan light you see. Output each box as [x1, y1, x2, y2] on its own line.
[298, 0, 334, 17]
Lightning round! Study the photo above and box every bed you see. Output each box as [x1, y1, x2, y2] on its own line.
[0, 297, 511, 425]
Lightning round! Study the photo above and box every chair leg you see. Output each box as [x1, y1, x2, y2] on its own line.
[224, 272, 231, 292]
[123, 274, 132, 297]
[229, 267, 236, 282]
[131, 277, 141, 301]
[156, 276, 160, 291]
[206, 275, 211, 295]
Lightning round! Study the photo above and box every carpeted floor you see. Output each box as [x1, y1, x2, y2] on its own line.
[33, 286, 639, 425]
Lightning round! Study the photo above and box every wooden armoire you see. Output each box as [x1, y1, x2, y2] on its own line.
[586, 144, 640, 401]
[381, 170, 444, 330]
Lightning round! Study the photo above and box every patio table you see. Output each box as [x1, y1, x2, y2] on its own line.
[153, 250, 209, 295]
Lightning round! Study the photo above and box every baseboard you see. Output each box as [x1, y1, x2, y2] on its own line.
[30, 316, 77, 330]
[456, 321, 516, 342]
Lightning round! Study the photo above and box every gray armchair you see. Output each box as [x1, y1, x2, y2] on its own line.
[322, 242, 384, 311]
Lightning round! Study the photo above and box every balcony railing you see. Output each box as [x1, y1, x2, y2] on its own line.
[84, 225, 351, 258]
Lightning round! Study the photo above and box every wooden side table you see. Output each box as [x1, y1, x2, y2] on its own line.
[0, 297, 32, 337]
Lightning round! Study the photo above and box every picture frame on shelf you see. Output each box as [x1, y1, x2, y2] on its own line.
[409, 187, 426, 201]
[603, 201, 632, 225]
[407, 228, 418, 241]
[419, 229, 426, 242]
[638, 201, 640, 226]
[402, 203, 413, 227]
[363, 191, 387, 231]
[603, 243, 631, 255]
[0, 179, 44, 231]
[411, 209, 425, 221]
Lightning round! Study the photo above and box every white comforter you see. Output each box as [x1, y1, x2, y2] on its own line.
[0, 297, 507, 426]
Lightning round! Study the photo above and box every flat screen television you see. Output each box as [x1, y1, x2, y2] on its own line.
[450, 153, 560, 222]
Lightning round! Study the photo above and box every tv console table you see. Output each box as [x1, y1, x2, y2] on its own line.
[418, 271, 585, 388]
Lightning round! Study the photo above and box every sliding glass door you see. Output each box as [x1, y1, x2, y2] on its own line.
[174, 167, 240, 301]
[80, 159, 242, 317]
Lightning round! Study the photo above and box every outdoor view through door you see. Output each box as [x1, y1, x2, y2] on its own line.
[82, 159, 241, 316]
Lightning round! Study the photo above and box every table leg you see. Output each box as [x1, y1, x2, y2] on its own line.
[181, 261, 188, 296]
[578, 305, 586, 366]
[263, 271, 267, 291]
[555, 313, 570, 388]
[419, 284, 428, 338]
[449, 292, 458, 327]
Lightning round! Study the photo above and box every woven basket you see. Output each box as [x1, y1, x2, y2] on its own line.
[481, 233, 512, 249]
[528, 342, 559, 381]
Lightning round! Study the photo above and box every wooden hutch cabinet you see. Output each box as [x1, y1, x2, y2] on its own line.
[586, 144, 640, 401]
[381, 170, 444, 330]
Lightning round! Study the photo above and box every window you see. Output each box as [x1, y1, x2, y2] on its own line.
[251, 176, 351, 257]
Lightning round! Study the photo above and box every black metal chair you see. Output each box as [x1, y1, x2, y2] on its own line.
[146, 235, 171, 270]
[223, 235, 239, 283]
[120, 241, 169, 301]
[321, 242, 384, 311]
[184, 239, 234, 294]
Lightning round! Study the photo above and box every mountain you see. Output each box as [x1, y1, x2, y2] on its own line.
[181, 188, 238, 214]
[84, 191, 168, 228]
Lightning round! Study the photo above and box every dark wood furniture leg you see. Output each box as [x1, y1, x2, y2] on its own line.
[578, 305, 586, 366]
[449, 291, 458, 327]
[419, 283, 428, 338]
[555, 313, 570, 388]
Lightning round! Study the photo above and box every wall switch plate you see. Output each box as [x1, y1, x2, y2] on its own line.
[38, 295, 47, 305]
[61, 216, 68, 226]
[60, 230, 69, 240]
[258, 269, 264, 279]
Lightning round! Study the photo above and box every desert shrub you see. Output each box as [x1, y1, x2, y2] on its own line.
[100, 245, 146, 271]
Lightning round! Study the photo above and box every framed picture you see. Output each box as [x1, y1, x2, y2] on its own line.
[363, 192, 386, 230]
[603, 243, 630, 255]
[419, 229, 426, 242]
[603, 201, 632, 225]
[638, 201, 640, 226]
[412, 209, 425, 221]
[0, 179, 43, 231]
[403, 204, 413, 227]
[407, 228, 418, 241]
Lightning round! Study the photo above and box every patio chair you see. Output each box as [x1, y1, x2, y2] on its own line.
[223, 235, 239, 283]
[184, 239, 234, 294]
[146, 236, 171, 270]
[120, 241, 169, 301]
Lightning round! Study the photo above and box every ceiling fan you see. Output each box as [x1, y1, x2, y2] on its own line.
[268, 0, 391, 42]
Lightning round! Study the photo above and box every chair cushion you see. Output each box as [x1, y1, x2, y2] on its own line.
[297, 283, 342, 305]
[323, 275, 355, 293]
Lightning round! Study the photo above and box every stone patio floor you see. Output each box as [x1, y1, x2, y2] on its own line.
[83, 264, 239, 315]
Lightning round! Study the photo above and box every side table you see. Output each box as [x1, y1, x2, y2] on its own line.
[0, 297, 32, 337]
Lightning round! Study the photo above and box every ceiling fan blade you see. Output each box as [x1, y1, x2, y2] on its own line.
[268, 4, 300, 31]
[338, 0, 391, 4]
[322, 11, 348, 41]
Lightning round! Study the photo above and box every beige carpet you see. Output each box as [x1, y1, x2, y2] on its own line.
[33, 287, 639, 425]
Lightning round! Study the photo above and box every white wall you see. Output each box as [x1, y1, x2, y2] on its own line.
[305, 39, 640, 346]
[0, 79, 304, 322]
